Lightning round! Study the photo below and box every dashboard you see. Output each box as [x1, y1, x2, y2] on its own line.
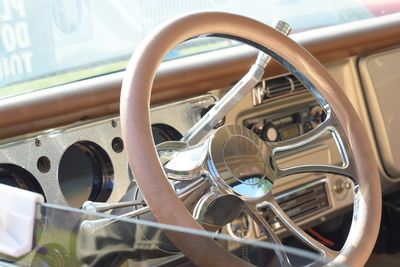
[0, 76, 354, 241]
[0, 12, 400, 265]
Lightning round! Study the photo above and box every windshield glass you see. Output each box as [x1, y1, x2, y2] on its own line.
[0, 0, 399, 98]
[0, 202, 345, 267]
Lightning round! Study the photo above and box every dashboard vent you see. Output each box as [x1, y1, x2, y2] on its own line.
[252, 74, 307, 106]
[258, 180, 329, 232]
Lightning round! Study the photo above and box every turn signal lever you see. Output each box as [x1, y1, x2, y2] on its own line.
[181, 19, 291, 145]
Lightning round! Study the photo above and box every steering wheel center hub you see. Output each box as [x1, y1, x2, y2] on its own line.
[209, 125, 273, 199]
[223, 136, 266, 185]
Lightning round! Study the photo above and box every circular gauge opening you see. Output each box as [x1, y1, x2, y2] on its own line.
[152, 124, 182, 145]
[58, 141, 114, 208]
[0, 164, 45, 198]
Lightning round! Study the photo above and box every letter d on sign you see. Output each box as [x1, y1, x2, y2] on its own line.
[15, 22, 30, 48]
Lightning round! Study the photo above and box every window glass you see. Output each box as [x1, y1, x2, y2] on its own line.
[0, 0, 399, 98]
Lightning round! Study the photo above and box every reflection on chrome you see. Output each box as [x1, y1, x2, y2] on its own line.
[227, 211, 253, 239]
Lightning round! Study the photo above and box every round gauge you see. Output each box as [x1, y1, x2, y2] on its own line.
[0, 164, 45, 197]
[227, 211, 253, 239]
[58, 141, 114, 208]
[151, 124, 182, 145]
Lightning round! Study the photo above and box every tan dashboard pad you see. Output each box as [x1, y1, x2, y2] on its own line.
[120, 12, 381, 267]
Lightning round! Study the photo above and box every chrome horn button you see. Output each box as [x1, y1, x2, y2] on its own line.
[208, 125, 274, 199]
[223, 136, 266, 185]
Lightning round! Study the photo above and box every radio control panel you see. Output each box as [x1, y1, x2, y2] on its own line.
[243, 102, 326, 142]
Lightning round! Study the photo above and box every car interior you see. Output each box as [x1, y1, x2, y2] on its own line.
[0, 1, 400, 266]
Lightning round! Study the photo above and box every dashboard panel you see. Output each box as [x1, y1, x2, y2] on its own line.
[0, 95, 216, 207]
[0, 83, 354, 241]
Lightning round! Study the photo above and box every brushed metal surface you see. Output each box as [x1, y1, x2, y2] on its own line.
[0, 95, 216, 206]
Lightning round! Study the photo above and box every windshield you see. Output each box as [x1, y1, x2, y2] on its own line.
[0, 0, 399, 98]
[0, 202, 345, 267]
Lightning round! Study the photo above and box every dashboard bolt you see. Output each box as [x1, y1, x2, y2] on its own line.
[35, 139, 41, 147]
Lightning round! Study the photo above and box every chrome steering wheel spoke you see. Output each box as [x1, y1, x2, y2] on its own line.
[176, 175, 215, 213]
[258, 195, 339, 261]
[157, 140, 210, 181]
[244, 201, 293, 267]
[156, 138, 240, 230]
[268, 113, 357, 182]
[157, 114, 353, 264]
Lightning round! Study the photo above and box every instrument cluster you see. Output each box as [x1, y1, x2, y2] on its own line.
[0, 95, 216, 207]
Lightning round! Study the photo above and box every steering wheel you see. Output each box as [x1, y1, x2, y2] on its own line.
[120, 12, 381, 267]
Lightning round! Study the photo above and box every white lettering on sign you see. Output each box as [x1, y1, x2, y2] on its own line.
[15, 22, 30, 48]
[1, 24, 16, 51]
[20, 51, 32, 72]
[0, 0, 34, 81]
[2, 22, 31, 51]
[0, 52, 33, 79]
[0, 0, 25, 21]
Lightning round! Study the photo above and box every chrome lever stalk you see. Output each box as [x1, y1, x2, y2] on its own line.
[80, 206, 150, 233]
[82, 200, 146, 212]
[255, 19, 292, 68]
[181, 19, 291, 145]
